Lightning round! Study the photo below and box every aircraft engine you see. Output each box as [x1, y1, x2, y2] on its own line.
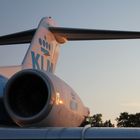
[4, 69, 87, 127]
[0, 75, 15, 125]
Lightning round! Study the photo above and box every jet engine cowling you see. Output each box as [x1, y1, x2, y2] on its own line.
[4, 69, 88, 127]
[0, 75, 15, 125]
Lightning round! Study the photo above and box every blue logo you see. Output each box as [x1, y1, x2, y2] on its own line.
[39, 38, 51, 56]
[31, 37, 53, 72]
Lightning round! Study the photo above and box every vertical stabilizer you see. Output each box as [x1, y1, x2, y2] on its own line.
[22, 17, 60, 73]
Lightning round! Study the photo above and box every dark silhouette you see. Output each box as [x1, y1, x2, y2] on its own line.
[102, 120, 115, 127]
[116, 112, 140, 127]
[83, 114, 114, 127]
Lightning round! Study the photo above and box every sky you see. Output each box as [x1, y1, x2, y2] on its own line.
[0, 0, 140, 124]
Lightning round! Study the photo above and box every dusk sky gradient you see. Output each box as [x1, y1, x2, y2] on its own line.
[1, 0, 140, 123]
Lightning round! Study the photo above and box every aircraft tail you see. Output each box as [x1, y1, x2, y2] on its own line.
[22, 17, 60, 73]
[1, 17, 140, 74]
[0, 17, 61, 73]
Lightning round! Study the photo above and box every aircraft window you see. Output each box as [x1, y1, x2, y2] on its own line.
[70, 100, 78, 110]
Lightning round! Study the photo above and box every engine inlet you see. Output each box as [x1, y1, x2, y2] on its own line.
[5, 70, 50, 118]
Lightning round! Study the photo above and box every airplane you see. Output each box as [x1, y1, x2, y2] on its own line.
[1, 17, 140, 129]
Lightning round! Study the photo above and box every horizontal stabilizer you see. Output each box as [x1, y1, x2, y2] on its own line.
[49, 27, 140, 41]
[0, 29, 35, 45]
[1, 27, 140, 45]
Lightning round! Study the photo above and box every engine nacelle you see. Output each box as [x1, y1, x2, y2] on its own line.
[4, 69, 89, 127]
[0, 75, 15, 125]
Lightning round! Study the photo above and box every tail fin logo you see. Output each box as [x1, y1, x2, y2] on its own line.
[39, 37, 51, 56]
[31, 37, 53, 72]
